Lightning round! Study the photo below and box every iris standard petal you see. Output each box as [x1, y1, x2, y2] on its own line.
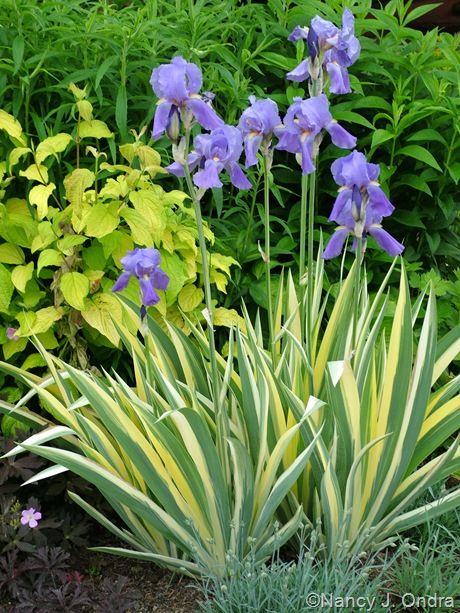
[326, 120, 357, 149]
[184, 60, 203, 94]
[152, 102, 174, 139]
[323, 227, 350, 259]
[186, 97, 223, 131]
[228, 162, 252, 189]
[287, 59, 310, 82]
[288, 25, 308, 41]
[193, 159, 223, 189]
[368, 226, 404, 256]
[139, 277, 160, 306]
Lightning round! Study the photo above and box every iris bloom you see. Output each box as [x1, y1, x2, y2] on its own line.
[275, 94, 356, 174]
[167, 125, 251, 190]
[150, 56, 223, 140]
[112, 248, 169, 308]
[323, 151, 404, 258]
[287, 9, 360, 94]
[6, 327, 19, 340]
[21, 508, 42, 528]
[237, 96, 281, 167]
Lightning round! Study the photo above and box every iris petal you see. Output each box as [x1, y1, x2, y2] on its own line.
[368, 226, 404, 256]
[323, 228, 350, 259]
[186, 98, 223, 131]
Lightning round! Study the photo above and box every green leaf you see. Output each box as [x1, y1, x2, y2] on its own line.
[11, 262, 34, 293]
[37, 249, 64, 273]
[371, 129, 394, 148]
[29, 183, 56, 219]
[116, 85, 128, 139]
[397, 145, 442, 171]
[60, 272, 90, 310]
[0, 263, 14, 312]
[35, 134, 73, 164]
[12, 34, 24, 74]
[0, 243, 25, 265]
[407, 128, 446, 145]
[78, 120, 113, 139]
[178, 284, 204, 313]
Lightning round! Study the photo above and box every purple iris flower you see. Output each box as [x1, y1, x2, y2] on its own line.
[274, 94, 356, 175]
[150, 56, 223, 140]
[167, 125, 251, 190]
[323, 151, 404, 259]
[112, 248, 169, 309]
[287, 9, 360, 94]
[237, 96, 281, 167]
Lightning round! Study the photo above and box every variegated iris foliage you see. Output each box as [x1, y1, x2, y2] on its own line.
[1, 255, 459, 574]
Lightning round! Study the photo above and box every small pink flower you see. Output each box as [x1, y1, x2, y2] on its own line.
[21, 507, 42, 528]
[6, 327, 19, 341]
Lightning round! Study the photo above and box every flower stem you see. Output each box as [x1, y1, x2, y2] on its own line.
[299, 173, 308, 288]
[182, 163, 229, 475]
[306, 169, 316, 346]
[353, 237, 363, 355]
[263, 154, 274, 357]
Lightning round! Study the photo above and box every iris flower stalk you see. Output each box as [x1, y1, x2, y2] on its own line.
[180, 126, 230, 479]
[238, 96, 281, 356]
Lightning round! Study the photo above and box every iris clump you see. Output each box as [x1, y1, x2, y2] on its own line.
[275, 94, 356, 174]
[323, 151, 405, 258]
[287, 9, 360, 94]
[150, 55, 223, 140]
[112, 248, 169, 313]
[167, 125, 251, 190]
[237, 96, 281, 167]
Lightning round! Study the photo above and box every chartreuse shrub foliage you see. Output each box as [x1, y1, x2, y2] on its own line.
[0, 87, 239, 373]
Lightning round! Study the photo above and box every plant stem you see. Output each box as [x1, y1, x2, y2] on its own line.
[306, 169, 316, 345]
[263, 155, 274, 357]
[299, 173, 309, 287]
[182, 162, 229, 476]
[353, 237, 363, 356]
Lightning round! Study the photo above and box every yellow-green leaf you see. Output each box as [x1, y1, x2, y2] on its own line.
[16, 306, 64, 336]
[31, 222, 57, 253]
[0, 243, 25, 265]
[81, 293, 123, 346]
[0, 109, 26, 145]
[0, 263, 14, 312]
[68, 82, 87, 101]
[8, 146, 31, 170]
[35, 133, 73, 164]
[213, 307, 247, 331]
[64, 168, 95, 206]
[178, 284, 204, 312]
[3, 336, 28, 359]
[37, 249, 64, 273]
[60, 272, 90, 309]
[210, 252, 240, 275]
[19, 163, 49, 184]
[84, 202, 119, 239]
[79, 120, 113, 139]
[57, 234, 87, 255]
[11, 262, 34, 292]
[29, 183, 56, 219]
[77, 99, 93, 121]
